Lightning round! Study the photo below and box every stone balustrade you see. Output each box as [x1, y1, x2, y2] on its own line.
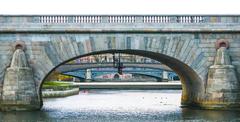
[0, 15, 240, 24]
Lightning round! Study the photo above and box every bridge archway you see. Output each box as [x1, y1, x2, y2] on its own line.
[39, 49, 203, 108]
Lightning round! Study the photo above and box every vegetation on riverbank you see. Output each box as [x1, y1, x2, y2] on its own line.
[42, 81, 78, 91]
[42, 81, 79, 98]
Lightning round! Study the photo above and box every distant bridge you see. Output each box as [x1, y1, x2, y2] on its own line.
[56, 62, 172, 73]
[62, 68, 177, 81]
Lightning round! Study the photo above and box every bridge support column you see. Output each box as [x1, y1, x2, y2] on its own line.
[72, 77, 76, 82]
[85, 69, 92, 81]
[162, 71, 169, 82]
[202, 46, 240, 110]
[0, 49, 40, 111]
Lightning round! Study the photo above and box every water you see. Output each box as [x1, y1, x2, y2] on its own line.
[1, 90, 240, 122]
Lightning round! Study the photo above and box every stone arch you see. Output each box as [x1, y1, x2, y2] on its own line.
[39, 49, 203, 108]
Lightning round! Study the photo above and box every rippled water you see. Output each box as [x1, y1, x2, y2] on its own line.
[1, 90, 240, 122]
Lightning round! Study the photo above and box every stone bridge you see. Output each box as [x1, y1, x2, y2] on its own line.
[62, 68, 167, 80]
[0, 15, 240, 111]
[56, 62, 172, 72]
[57, 62, 174, 80]
[57, 63, 174, 80]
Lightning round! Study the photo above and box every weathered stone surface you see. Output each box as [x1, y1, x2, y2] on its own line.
[0, 15, 240, 110]
[203, 47, 240, 110]
[0, 49, 41, 111]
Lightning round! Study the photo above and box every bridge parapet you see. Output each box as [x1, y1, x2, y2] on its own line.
[1, 15, 240, 24]
[1, 15, 240, 32]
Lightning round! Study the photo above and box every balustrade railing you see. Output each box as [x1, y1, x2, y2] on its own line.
[73, 16, 102, 23]
[108, 16, 136, 23]
[143, 16, 170, 23]
[40, 16, 68, 23]
[0, 15, 240, 24]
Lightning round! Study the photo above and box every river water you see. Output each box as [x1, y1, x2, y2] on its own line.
[0, 90, 240, 122]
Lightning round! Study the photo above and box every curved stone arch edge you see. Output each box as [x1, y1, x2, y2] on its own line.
[38, 49, 203, 108]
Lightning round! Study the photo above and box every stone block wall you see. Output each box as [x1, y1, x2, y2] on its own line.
[0, 32, 240, 109]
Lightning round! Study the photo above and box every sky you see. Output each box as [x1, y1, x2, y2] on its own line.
[0, 0, 239, 15]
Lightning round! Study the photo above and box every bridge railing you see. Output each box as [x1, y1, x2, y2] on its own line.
[1, 15, 240, 24]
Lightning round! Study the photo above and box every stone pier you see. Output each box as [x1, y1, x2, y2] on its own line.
[85, 69, 92, 81]
[162, 71, 169, 82]
[0, 48, 41, 111]
[202, 46, 240, 110]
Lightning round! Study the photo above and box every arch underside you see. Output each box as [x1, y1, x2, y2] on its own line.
[39, 49, 205, 108]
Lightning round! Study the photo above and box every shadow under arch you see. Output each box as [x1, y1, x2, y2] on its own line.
[129, 73, 163, 81]
[39, 49, 202, 108]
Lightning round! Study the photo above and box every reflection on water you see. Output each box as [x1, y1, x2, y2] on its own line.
[1, 90, 240, 122]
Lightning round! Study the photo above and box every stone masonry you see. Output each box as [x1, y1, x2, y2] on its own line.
[204, 46, 240, 109]
[0, 48, 40, 111]
[0, 15, 240, 110]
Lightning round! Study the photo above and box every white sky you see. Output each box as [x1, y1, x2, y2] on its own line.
[0, 0, 239, 15]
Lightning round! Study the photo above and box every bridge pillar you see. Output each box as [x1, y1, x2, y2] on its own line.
[85, 69, 92, 81]
[0, 49, 40, 111]
[162, 71, 169, 82]
[202, 46, 240, 110]
[72, 77, 76, 82]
